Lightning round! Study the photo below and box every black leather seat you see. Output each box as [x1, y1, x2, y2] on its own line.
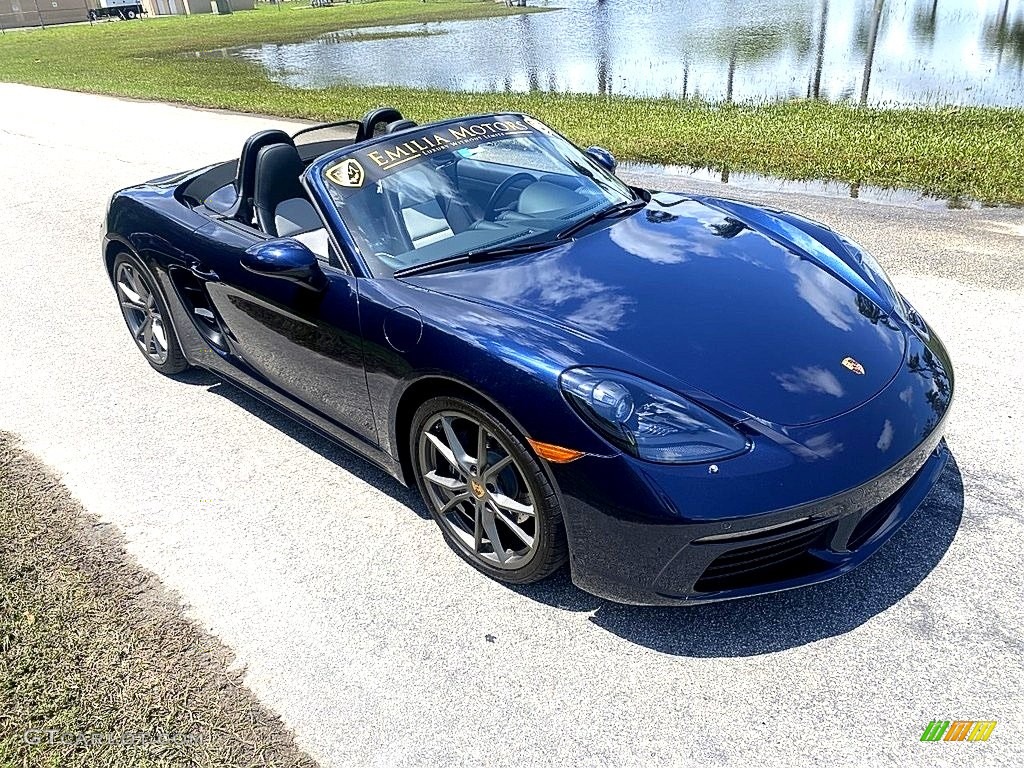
[252, 142, 333, 261]
[222, 129, 294, 223]
[253, 142, 309, 237]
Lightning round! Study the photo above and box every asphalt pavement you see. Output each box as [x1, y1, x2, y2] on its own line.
[0, 83, 1021, 767]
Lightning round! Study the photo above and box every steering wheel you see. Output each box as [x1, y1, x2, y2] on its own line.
[483, 173, 536, 221]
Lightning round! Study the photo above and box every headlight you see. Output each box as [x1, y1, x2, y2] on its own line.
[559, 368, 750, 464]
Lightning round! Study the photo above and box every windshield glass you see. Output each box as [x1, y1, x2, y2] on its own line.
[318, 115, 634, 276]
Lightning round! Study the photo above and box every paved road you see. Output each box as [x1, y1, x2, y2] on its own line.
[1, 84, 1021, 767]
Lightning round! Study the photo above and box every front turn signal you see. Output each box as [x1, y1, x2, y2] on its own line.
[527, 439, 585, 464]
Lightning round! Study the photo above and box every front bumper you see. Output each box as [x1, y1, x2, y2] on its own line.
[558, 437, 947, 606]
[549, 332, 953, 606]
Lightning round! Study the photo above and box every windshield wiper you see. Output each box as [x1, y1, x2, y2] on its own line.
[393, 197, 648, 278]
[393, 240, 555, 278]
[556, 198, 647, 240]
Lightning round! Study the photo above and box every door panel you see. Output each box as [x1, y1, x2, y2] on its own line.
[190, 222, 377, 442]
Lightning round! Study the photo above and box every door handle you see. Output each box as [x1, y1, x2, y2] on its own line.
[189, 262, 219, 281]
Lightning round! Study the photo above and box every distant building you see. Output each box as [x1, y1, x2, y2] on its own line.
[142, 0, 255, 13]
[143, 0, 211, 13]
[0, 0, 89, 28]
[0, 0, 258, 28]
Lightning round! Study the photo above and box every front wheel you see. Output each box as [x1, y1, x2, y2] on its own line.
[410, 396, 568, 584]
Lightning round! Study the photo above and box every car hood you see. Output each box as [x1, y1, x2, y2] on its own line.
[405, 195, 907, 426]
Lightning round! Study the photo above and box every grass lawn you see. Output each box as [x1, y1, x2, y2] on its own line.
[0, 433, 317, 768]
[0, 1, 1022, 204]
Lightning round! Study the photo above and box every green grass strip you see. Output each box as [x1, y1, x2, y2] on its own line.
[1, 2, 1022, 204]
[0, 433, 317, 768]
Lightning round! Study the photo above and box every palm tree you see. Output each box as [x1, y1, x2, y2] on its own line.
[860, 0, 886, 106]
[809, 0, 830, 99]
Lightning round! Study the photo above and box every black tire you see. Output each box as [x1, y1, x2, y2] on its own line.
[111, 252, 190, 376]
[410, 396, 568, 585]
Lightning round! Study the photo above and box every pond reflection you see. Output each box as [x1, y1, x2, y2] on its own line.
[227, 0, 1023, 106]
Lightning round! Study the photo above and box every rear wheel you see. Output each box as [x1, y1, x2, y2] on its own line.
[411, 396, 567, 584]
[112, 252, 189, 375]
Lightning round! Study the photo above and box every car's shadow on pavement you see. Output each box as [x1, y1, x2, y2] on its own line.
[515, 456, 965, 657]
[186, 372, 964, 658]
[192, 375, 426, 516]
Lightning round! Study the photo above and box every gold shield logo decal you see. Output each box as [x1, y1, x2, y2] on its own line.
[326, 158, 365, 188]
[470, 479, 486, 499]
[841, 356, 866, 375]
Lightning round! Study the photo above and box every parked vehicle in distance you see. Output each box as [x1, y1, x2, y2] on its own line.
[102, 108, 953, 605]
[88, 0, 144, 21]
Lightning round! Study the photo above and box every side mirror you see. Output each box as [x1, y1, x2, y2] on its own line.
[585, 146, 617, 174]
[242, 239, 326, 290]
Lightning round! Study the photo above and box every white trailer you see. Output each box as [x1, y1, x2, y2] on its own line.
[88, 0, 145, 20]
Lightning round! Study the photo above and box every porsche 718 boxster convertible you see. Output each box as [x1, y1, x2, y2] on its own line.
[103, 108, 953, 605]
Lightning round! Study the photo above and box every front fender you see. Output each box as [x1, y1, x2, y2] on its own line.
[357, 279, 620, 465]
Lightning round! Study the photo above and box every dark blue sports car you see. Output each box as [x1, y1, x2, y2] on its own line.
[103, 108, 953, 605]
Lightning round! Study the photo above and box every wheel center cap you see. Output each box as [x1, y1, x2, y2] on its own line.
[470, 478, 486, 499]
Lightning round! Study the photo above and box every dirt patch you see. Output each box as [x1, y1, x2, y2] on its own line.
[0, 432, 319, 768]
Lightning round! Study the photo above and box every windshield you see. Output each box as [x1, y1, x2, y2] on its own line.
[317, 115, 635, 276]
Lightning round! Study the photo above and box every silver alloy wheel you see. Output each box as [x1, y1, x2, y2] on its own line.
[417, 410, 538, 570]
[115, 262, 169, 365]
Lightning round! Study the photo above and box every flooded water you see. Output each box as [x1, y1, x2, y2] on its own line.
[228, 0, 1024, 106]
[622, 162, 985, 208]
